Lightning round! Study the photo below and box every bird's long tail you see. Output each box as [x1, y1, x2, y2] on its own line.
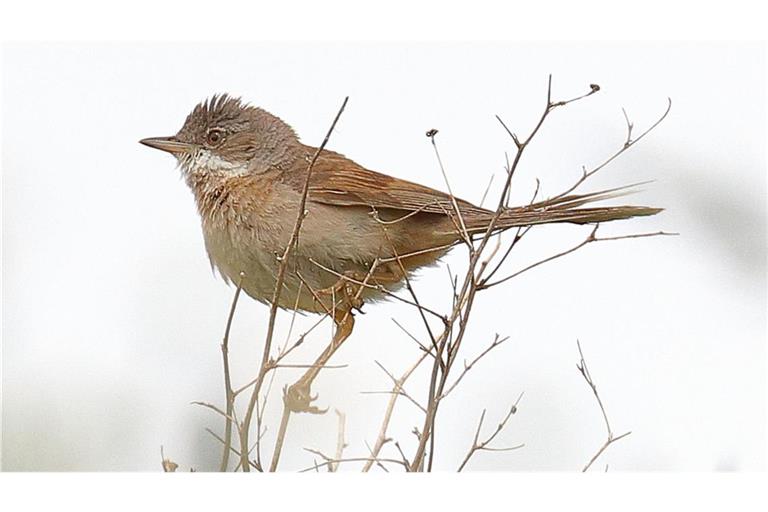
[464, 183, 662, 233]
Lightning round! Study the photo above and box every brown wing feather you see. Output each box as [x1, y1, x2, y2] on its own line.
[289, 148, 489, 216]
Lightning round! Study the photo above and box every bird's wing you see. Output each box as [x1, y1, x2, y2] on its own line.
[289, 149, 488, 216]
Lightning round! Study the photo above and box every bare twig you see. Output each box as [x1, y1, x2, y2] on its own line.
[479, 173, 495, 208]
[440, 334, 511, 400]
[191, 401, 236, 422]
[330, 410, 347, 472]
[391, 318, 434, 356]
[299, 451, 408, 473]
[458, 391, 525, 471]
[553, 98, 672, 200]
[273, 363, 348, 370]
[204, 428, 260, 471]
[429, 131, 472, 246]
[479, 227, 676, 290]
[218, 272, 244, 472]
[576, 340, 632, 472]
[362, 353, 429, 472]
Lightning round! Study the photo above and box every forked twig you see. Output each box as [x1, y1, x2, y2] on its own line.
[577, 340, 632, 472]
[553, 98, 672, 200]
[458, 391, 525, 471]
[362, 353, 429, 472]
[440, 334, 511, 400]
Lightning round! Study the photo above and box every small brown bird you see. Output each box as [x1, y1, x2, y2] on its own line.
[140, 95, 659, 410]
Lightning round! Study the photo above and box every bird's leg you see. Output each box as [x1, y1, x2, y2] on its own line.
[270, 306, 355, 471]
[283, 264, 404, 414]
[283, 307, 355, 414]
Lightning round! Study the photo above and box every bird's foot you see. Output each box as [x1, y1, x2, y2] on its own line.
[315, 271, 366, 313]
[283, 381, 328, 415]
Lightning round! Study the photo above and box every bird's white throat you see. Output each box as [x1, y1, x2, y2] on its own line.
[180, 148, 250, 177]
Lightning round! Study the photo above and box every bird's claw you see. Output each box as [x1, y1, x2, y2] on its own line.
[284, 382, 328, 414]
[314, 273, 365, 314]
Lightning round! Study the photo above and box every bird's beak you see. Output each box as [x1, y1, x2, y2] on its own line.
[139, 136, 193, 155]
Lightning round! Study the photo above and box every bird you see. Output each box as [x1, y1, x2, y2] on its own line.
[140, 94, 660, 412]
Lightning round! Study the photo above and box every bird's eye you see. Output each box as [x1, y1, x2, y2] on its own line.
[206, 129, 223, 146]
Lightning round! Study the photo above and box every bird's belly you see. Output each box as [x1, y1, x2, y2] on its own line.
[202, 225, 281, 304]
[201, 221, 368, 313]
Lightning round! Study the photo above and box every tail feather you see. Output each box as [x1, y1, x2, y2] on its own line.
[464, 184, 662, 233]
[528, 181, 653, 211]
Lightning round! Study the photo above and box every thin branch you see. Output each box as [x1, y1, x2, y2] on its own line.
[300, 449, 408, 472]
[577, 340, 632, 472]
[205, 428, 259, 471]
[458, 391, 525, 471]
[429, 131, 472, 246]
[479, 227, 676, 290]
[361, 353, 429, 473]
[391, 318, 434, 357]
[330, 410, 347, 472]
[394, 442, 412, 471]
[553, 98, 672, 200]
[479, 173, 495, 208]
[364, 440, 391, 472]
[218, 272, 244, 472]
[440, 334, 511, 400]
[273, 363, 348, 370]
[191, 401, 236, 423]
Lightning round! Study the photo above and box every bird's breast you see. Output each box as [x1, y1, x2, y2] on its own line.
[191, 174, 292, 303]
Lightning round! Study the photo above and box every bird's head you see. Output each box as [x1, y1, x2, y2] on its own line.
[140, 94, 301, 177]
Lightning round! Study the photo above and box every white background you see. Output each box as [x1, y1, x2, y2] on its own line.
[2, 42, 765, 472]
